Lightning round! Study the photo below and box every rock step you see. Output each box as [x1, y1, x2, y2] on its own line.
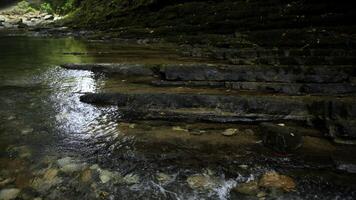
[80, 92, 355, 120]
[187, 48, 356, 58]
[159, 64, 355, 83]
[228, 56, 356, 65]
[80, 92, 356, 138]
[61, 63, 356, 83]
[245, 28, 356, 48]
[116, 120, 342, 170]
[152, 80, 356, 95]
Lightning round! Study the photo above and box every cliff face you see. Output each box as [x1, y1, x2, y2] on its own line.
[64, 0, 356, 51]
[61, 0, 356, 141]
[70, 0, 355, 32]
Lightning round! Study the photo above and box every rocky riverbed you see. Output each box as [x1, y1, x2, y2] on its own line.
[1, 0, 356, 199]
[0, 5, 60, 29]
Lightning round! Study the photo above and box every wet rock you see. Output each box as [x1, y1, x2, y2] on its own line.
[31, 168, 61, 192]
[333, 152, 356, 173]
[57, 157, 85, 173]
[160, 64, 354, 83]
[7, 145, 32, 159]
[259, 172, 296, 192]
[257, 191, 267, 198]
[244, 129, 255, 135]
[43, 15, 54, 20]
[0, 16, 6, 23]
[80, 169, 93, 183]
[90, 164, 100, 170]
[80, 92, 312, 122]
[98, 169, 120, 184]
[238, 165, 249, 169]
[21, 128, 34, 135]
[7, 18, 22, 25]
[186, 174, 217, 190]
[172, 126, 189, 132]
[156, 173, 173, 185]
[261, 123, 303, 153]
[222, 128, 239, 136]
[0, 188, 21, 200]
[123, 174, 140, 185]
[333, 138, 356, 146]
[233, 180, 259, 195]
[327, 120, 356, 139]
[0, 178, 15, 187]
[61, 63, 154, 76]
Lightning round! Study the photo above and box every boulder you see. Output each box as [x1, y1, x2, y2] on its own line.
[261, 123, 303, 153]
[233, 180, 259, 195]
[259, 172, 296, 192]
[43, 14, 54, 20]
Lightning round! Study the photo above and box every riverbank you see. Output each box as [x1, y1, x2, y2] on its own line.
[0, 1, 61, 30]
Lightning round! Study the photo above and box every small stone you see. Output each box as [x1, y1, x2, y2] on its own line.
[156, 173, 173, 184]
[186, 174, 217, 190]
[7, 145, 32, 159]
[259, 172, 296, 192]
[123, 174, 140, 185]
[21, 128, 34, 135]
[244, 129, 255, 135]
[0, 188, 21, 200]
[43, 15, 54, 20]
[239, 165, 249, 169]
[31, 168, 61, 192]
[0, 178, 15, 187]
[90, 164, 100, 170]
[43, 169, 58, 181]
[257, 191, 267, 198]
[61, 163, 83, 173]
[334, 138, 356, 146]
[80, 169, 92, 183]
[172, 126, 189, 132]
[99, 170, 114, 184]
[234, 180, 259, 195]
[57, 157, 84, 173]
[222, 128, 239, 136]
[7, 116, 15, 120]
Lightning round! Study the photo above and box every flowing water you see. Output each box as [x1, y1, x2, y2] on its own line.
[0, 32, 355, 200]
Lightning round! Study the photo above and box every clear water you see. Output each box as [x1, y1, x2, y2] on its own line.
[0, 33, 355, 200]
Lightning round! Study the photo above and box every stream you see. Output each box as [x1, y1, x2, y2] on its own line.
[0, 32, 355, 200]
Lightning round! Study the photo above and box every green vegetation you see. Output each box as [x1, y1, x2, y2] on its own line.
[39, 2, 53, 13]
[12, 0, 80, 15]
[41, 0, 79, 14]
[12, 1, 37, 14]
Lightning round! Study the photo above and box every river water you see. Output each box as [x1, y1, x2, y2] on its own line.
[0, 32, 355, 200]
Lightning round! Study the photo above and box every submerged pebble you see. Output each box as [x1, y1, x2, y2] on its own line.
[222, 128, 239, 136]
[99, 169, 120, 184]
[80, 168, 93, 183]
[172, 126, 189, 132]
[259, 171, 296, 192]
[123, 174, 140, 185]
[233, 180, 259, 195]
[186, 174, 218, 190]
[156, 173, 173, 184]
[57, 157, 85, 173]
[31, 168, 62, 192]
[21, 127, 34, 135]
[0, 188, 21, 200]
